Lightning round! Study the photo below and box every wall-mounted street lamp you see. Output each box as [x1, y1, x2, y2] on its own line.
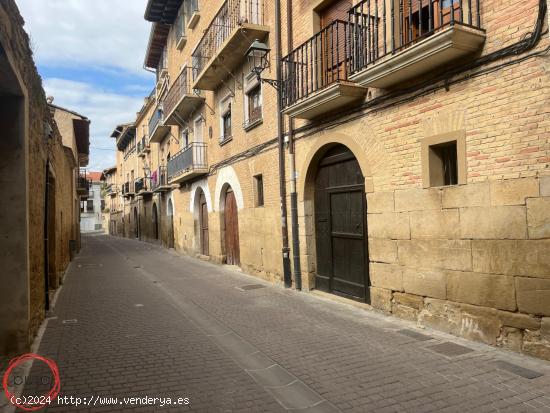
[246, 39, 280, 90]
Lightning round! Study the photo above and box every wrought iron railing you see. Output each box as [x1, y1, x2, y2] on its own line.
[192, 0, 264, 80]
[167, 142, 208, 180]
[77, 168, 90, 192]
[282, 20, 350, 108]
[282, 0, 482, 108]
[137, 137, 149, 154]
[348, 0, 482, 73]
[151, 166, 168, 190]
[134, 177, 152, 193]
[164, 67, 195, 117]
[148, 106, 164, 137]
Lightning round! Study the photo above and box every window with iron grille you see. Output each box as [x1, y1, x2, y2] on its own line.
[87, 200, 94, 212]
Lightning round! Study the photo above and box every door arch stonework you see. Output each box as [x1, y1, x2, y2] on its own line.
[301, 137, 372, 301]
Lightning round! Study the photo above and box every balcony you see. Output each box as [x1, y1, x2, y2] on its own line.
[281, 20, 368, 120]
[122, 181, 135, 198]
[135, 177, 153, 197]
[152, 166, 171, 192]
[347, 0, 485, 88]
[76, 169, 90, 198]
[148, 106, 170, 143]
[137, 137, 150, 158]
[192, 0, 268, 90]
[108, 185, 118, 198]
[164, 67, 205, 126]
[168, 142, 208, 184]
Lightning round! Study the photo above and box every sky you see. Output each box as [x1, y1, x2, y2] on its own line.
[16, 0, 155, 172]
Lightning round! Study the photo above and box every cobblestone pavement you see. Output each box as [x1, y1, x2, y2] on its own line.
[8, 234, 550, 412]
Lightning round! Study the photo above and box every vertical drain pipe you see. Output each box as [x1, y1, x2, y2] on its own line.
[275, 0, 292, 287]
[286, 0, 301, 290]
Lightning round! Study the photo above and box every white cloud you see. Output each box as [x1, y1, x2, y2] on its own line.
[44, 78, 145, 172]
[16, 0, 152, 75]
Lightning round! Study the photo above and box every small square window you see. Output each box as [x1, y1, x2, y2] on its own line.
[430, 141, 458, 186]
[254, 174, 264, 207]
[421, 131, 466, 188]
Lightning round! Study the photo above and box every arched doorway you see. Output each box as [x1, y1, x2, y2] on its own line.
[167, 199, 174, 249]
[223, 187, 240, 266]
[314, 144, 369, 302]
[133, 207, 139, 239]
[152, 203, 159, 240]
[198, 189, 209, 255]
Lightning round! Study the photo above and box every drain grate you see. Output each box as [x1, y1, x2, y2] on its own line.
[429, 342, 474, 357]
[78, 264, 103, 268]
[495, 361, 544, 379]
[397, 329, 432, 341]
[237, 284, 266, 291]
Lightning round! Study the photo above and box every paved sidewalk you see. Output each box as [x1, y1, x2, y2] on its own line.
[11, 235, 550, 412]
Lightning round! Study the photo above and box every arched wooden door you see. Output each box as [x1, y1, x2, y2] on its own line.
[224, 189, 240, 266]
[314, 145, 369, 302]
[167, 199, 175, 248]
[152, 203, 159, 240]
[199, 190, 209, 255]
[133, 208, 139, 239]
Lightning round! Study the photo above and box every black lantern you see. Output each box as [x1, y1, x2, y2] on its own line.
[246, 39, 271, 78]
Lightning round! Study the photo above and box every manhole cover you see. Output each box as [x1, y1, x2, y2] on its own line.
[237, 284, 266, 291]
[428, 342, 473, 357]
[397, 329, 432, 341]
[495, 361, 543, 379]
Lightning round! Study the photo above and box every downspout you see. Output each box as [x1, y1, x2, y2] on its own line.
[286, 0, 302, 291]
[275, 0, 292, 287]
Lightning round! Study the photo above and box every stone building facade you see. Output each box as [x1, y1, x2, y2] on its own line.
[0, 0, 90, 355]
[106, 0, 550, 359]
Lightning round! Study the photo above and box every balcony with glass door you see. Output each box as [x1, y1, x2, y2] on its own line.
[348, 0, 485, 88]
[191, 0, 268, 90]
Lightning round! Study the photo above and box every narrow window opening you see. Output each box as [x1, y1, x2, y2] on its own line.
[254, 174, 264, 207]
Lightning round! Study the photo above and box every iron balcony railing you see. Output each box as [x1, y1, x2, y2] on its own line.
[282, 0, 482, 108]
[137, 136, 149, 154]
[348, 0, 482, 73]
[191, 0, 264, 80]
[167, 142, 208, 180]
[164, 67, 194, 118]
[152, 166, 168, 190]
[76, 168, 90, 192]
[122, 181, 131, 195]
[282, 20, 350, 108]
[134, 177, 152, 193]
[148, 106, 164, 137]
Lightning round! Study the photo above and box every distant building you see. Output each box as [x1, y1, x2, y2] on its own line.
[80, 172, 104, 232]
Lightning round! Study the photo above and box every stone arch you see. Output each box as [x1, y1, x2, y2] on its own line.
[214, 166, 244, 212]
[189, 178, 212, 214]
[299, 132, 373, 203]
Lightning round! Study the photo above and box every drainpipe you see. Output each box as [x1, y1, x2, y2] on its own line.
[275, 0, 292, 287]
[285, 0, 302, 291]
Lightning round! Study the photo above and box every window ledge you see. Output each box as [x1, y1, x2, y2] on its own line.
[187, 12, 200, 30]
[219, 136, 233, 146]
[176, 35, 187, 51]
[243, 117, 263, 132]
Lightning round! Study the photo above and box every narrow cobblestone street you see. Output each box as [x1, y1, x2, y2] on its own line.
[8, 234, 550, 412]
